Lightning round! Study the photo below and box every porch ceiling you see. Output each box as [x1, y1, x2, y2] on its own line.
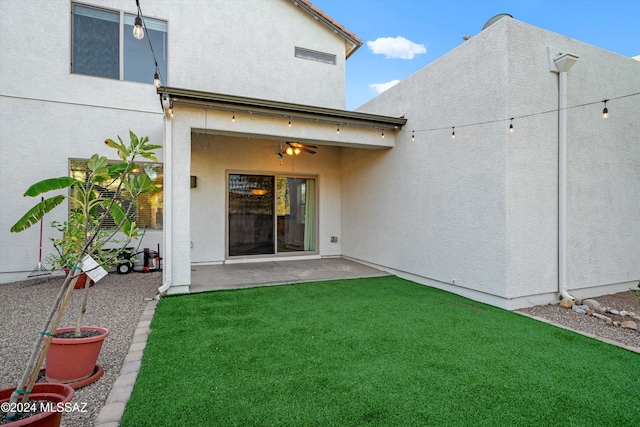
[160, 87, 406, 150]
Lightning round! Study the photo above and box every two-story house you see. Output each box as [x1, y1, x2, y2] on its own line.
[1, 1, 638, 309]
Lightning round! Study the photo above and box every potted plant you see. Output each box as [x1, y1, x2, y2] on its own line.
[2, 131, 160, 424]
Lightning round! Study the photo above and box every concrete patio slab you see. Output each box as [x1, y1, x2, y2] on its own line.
[189, 258, 391, 293]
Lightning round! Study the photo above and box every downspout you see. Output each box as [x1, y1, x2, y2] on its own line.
[158, 94, 173, 293]
[553, 53, 579, 301]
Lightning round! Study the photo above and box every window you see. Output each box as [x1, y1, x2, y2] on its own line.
[72, 4, 167, 84]
[70, 160, 164, 230]
[295, 47, 336, 65]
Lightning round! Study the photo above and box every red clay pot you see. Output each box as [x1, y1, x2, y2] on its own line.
[62, 267, 94, 290]
[44, 327, 109, 384]
[0, 383, 74, 427]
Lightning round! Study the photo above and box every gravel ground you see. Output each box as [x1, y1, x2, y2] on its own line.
[0, 272, 160, 426]
[517, 289, 640, 350]
[2, 274, 638, 426]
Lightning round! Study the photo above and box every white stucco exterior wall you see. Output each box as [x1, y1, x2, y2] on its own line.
[345, 17, 640, 308]
[0, 0, 353, 281]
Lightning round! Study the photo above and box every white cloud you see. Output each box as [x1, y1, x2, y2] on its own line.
[369, 80, 400, 94]
[366, 36, 426, 59]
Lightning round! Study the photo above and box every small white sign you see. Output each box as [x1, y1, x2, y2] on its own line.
[81, 255, 108, 283]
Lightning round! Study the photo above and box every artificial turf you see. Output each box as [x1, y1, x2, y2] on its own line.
[121, 276, 640, 426]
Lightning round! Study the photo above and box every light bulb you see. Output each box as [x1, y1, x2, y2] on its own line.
[232, 113, 235, 122]
[451, 127, 455, 139]
[602, 107, 608, 119]
[288, 119, 292, 127]
[381, 130, 385, 139]
[337, 127, 340, 135]
[411, 131, 415, 142]
[294, 148, 301, 155]
[133, 16, 144, 40]
[154, 73, 160, 88]
[286, 147, 293, 156]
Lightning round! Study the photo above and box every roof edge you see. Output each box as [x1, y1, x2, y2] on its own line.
[160, 87, 406, 128]
[290, 0, 363, 58]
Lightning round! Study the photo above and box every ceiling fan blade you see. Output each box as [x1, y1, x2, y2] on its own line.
[300, 147, 316, 154]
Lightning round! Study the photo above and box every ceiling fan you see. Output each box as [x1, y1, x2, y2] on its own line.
[284, 141, 317, 155]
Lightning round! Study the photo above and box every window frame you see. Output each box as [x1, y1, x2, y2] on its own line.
[294, 47, 336, 65]
[69, 158, 164, 231]
[71, 2, 168, 84]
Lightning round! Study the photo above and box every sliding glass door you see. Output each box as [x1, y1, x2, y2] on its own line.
[228, 174, 316, 257]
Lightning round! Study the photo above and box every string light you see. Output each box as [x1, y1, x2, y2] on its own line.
[232, 112, 235, 122]
[153, 72, 160, 88]
[337, 126, 340, 135]
[451, 127, 455, 139]
[133, 15, 144, 40]
[401, 92, 638, 142]
[411, 131, 415, 141]
[288, 117, 292, 127]
[381, 130, 385, 139]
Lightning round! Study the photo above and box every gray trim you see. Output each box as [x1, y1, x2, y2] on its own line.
[159, 87, 406, 129]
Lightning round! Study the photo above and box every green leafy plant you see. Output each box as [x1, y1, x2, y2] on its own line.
[5, 131, 160, 420]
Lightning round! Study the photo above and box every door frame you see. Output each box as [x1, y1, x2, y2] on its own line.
[225, 170, 319, 259]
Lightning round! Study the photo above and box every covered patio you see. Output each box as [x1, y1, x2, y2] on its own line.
[159, 88, 406, 294]
[189, 257, 391, 293]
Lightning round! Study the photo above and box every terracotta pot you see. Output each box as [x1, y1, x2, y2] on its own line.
[0, 383, 74, 427]
[44, 327, 109, 384]
[62, 267, 94, 290]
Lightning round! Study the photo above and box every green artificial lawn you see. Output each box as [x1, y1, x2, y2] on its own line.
[121, 277, 640, 426]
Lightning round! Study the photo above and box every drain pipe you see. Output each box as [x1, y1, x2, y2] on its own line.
[158, 95, 173, 293]
[553, 53, 579, 301]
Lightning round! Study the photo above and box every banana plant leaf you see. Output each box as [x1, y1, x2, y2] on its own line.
[23, 177, 83, 197]
[10, 195, 65, 232]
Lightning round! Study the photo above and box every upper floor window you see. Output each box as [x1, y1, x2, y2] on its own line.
[72, 4, 167, 84]
[295, 47, 336, 65]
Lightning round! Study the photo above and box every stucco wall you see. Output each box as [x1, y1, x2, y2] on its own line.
[0, 0, 351, 280]
[504, 19, 640, 300]
[344, 19, 511, 304]
[345, 17, 640, 308]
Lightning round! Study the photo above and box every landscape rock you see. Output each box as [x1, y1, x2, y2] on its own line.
[613, 321, 620, 327]
[560, 298, 574, 309]
[619, 310, 628, 317]
[609, 309, 620, 315]
[583, 299, 605, 313]
[621, 321, 638, 331]
[592, 313, 611, 323]
[586, 310, 595, 316]
[572, 305, 586, 315]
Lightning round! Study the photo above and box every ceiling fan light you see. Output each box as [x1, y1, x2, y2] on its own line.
[286, 147, 294, 156]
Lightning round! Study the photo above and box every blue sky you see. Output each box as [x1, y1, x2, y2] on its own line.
[311, 0, 640, 110]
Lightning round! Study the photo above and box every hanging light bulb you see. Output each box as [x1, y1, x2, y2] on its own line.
[602, 99, 609, 119]
[133, 15, 144, 40]
[294, 147, 301, 155]
[411, 131, 415, 142]
[337, 126, 340, 135]
[286, 147, 294, 156]
[232, 112, 235, 122]
[153, 72, 160, 88]
[288, 118, 292, 127]
[509, 118, 514, 133]
[451, 127, 455, 139]
[381, 130, 385, 139]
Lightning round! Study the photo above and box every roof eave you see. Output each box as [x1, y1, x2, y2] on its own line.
[159, 87, 406, 129]
[291, 0, 363, 59]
